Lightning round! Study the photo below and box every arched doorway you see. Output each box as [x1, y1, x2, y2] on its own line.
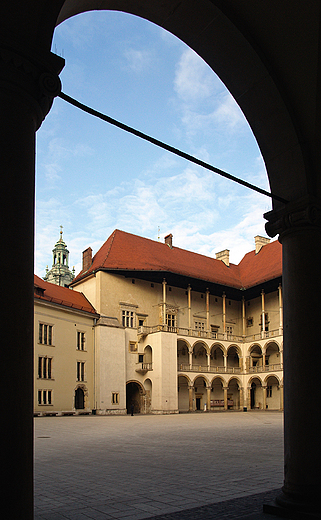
[126, 381, 144, 414]
[74, 386, 85, 409]
[193, 376, 208, 411]
[250, 377, 263, 410]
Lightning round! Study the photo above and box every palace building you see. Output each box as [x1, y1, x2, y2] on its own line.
[35, 229, 283, 415]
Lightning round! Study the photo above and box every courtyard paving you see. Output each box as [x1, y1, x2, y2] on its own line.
[34, 412, 284, 520]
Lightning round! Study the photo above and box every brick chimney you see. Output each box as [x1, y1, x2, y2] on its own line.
[164, 233, 173, 248]
[215, 249, 230, 266]
[255, 236, 270, 254]
[82, 247, 92, 271]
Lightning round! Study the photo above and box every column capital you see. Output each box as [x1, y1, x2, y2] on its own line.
[0, 37, 64, 129]
[264, 196, 321, 240]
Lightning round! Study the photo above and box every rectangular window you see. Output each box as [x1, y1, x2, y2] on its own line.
[267, 385, 272, 398]
[77, 331, 85, 350]
[129, 341, 138, 352]
[38, 323, 53, 345]
[77, 361, 85, 382]
[211, 325, 218, 339]
[166, 314, 176, 328]
[226, 326, 233, 335]
[38, 357, 52, 379]
[122, 310, 134, 328]
[111, 392, 119, 405]
[38, 390, 52, 405]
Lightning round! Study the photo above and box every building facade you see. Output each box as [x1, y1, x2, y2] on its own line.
[34, 275, 98, 415]
[66, 229, 284, 415]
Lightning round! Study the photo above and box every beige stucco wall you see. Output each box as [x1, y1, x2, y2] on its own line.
[34, 300, 95, 415]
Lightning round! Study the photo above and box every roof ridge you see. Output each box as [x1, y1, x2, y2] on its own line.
[99, 229, 118, 266]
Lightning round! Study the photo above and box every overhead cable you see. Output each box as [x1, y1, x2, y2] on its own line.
[58, 91, 288, 205]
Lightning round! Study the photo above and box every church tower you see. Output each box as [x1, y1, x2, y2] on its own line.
[43, 227, 75, 286]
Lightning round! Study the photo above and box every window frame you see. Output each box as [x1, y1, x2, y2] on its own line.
[38, 323, 53, 346]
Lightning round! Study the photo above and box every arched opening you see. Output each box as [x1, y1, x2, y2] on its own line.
[192, 342, 208, 371]
[143, 345, 152, 370]
[249, 345, 263, 371]
[265, 342, 281, 371]
[265, 375, 281, 410]
[193, 376, 207, 411]
[226, 345, 240, 372]
[126, 381, 144, 414]
[210, 344, 225, 372]
[177, 339, 189, 370]
[211, 377, 225, 410]
[74, 387, 85, 409]
[227, 378, 241, 410]
[250, 377, 263, 410]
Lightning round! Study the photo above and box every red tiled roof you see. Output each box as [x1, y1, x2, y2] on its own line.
[72, 229, 282, 290]
[34, 275, 98, 315]
[238, 239, 282, 289]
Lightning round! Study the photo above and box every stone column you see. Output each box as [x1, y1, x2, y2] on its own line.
[262, 384, 267, 410]
[240, 387, 244, 410]
[206, 288, 210, 331]
[188, 385, 193, 412]
[0, 40, 64, 520]
[247, 386, 252, 410]
[188, 347, 192, 369]
[206, 386, 211, 411]
[222, 292, 226, 335]
[264, 197, 321, 517]
[223, 386, 228, 410]
[279, 384, 284, 411]
[187, 284, 191, 330]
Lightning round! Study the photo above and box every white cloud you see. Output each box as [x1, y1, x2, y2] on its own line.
[174, 48, 221, 102]
[124, 48, 153, 73]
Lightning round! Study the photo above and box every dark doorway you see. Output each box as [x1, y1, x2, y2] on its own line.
[75, 387, 85, 409]
[196, 397, 201, 410]
[250, 383, 256, 409]
[126, 382, 141, 414]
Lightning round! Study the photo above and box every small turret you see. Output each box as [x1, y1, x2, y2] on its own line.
[43, 226, 75, 286]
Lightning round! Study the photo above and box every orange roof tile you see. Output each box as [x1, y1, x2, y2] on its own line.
[72, 229, 282, 291]
[34, 275, 98, 315]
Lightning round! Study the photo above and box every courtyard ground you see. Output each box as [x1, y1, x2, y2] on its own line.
[34, 411, 283, 519]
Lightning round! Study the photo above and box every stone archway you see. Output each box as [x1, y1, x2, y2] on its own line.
[126, 381, 145, 414]
[2, 2, 321, 518]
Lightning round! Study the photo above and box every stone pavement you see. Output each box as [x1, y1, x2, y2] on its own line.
[34, 412, 284, 520]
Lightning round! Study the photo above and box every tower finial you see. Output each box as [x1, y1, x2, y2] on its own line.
[60, 225, 63, 239]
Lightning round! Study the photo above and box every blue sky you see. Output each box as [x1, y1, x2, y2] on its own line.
[35, 10, 272, 276]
